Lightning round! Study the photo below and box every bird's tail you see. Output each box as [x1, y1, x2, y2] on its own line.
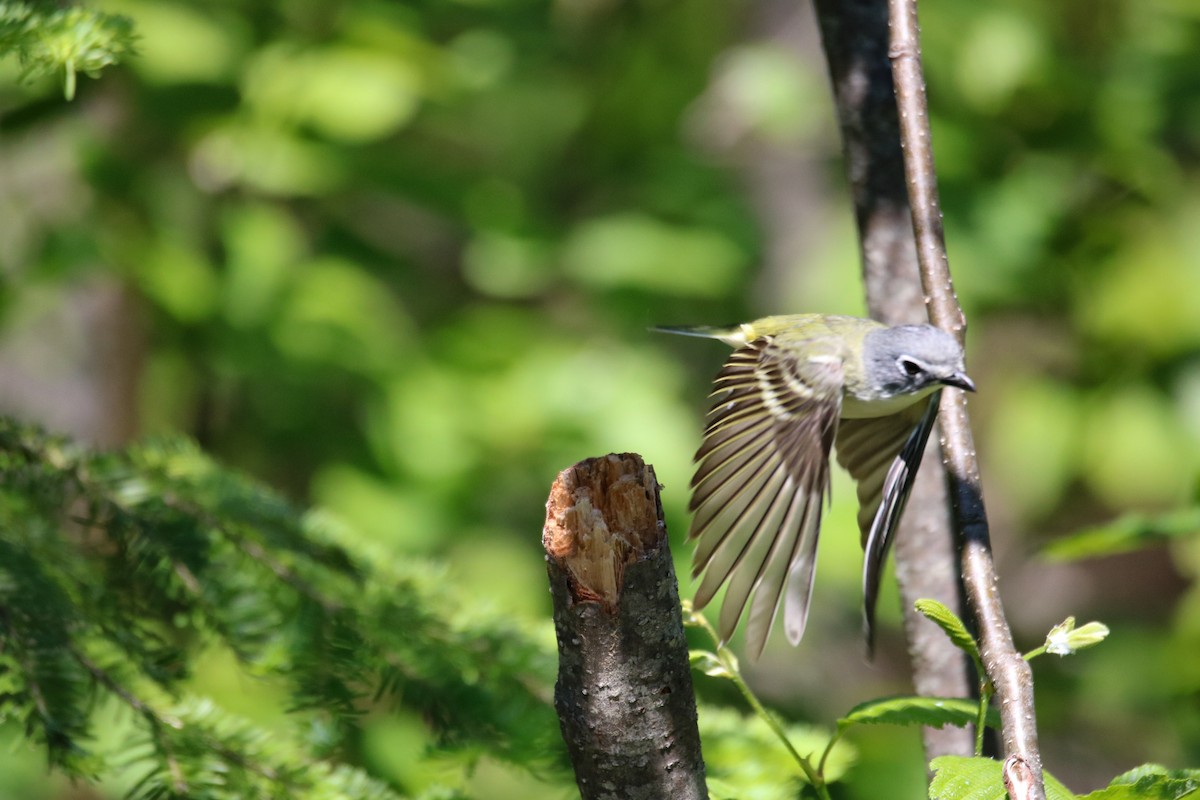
[650, 324, 742, 341]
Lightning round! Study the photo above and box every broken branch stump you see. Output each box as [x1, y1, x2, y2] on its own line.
[543, 453, 707, 800]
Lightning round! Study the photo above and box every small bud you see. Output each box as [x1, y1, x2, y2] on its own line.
[1045, 616, 1110, 656]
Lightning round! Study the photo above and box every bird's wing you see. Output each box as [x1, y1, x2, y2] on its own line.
[834, 391, 942, 653]
[689, 336, 844, 657]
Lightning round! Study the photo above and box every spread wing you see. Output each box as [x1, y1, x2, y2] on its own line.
[834, 391, 942, 653]
[688, 336, 844, 658]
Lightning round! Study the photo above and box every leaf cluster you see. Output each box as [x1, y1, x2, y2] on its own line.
[0, 1, 136, 98]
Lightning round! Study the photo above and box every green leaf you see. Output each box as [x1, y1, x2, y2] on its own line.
[1078, 764, 1200, 799]
[1043, 508, 1200, 561]
[929, 757, 1076, 800]
[689, 650, 733, 679]
[915, 599, 981, 664]
[929, 756, 1005, 800]
[839, 696, 997, 731]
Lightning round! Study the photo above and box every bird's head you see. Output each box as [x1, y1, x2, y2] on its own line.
[862, 324, 975, 399]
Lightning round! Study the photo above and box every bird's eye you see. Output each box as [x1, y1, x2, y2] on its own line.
[898, 358, 923, 377]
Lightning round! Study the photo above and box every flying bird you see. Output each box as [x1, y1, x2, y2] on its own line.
[658, 314, 974, 657]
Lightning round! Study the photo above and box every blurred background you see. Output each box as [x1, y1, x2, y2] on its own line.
[1, 0, 1198, 796]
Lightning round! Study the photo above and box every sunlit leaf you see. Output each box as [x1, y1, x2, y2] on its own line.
[1078, 764, 1200, 800]
[840, 696, 995, 731]
[955, 10, 1044, 111]
[101, 0, 242, 83]
[930, 757, 1075, 800]
[562, 213, 747, 297]
[915, 599, 981, 664]
[1080, 387, 1197, 507]
[689, 650, 732, 679]
[243, 43, 425, 142]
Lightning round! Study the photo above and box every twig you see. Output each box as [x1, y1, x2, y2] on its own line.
[886, 1, 1046, 798]
[686, 607, 831, 799]
[71, 647, 189, 793]
[811, 0, 974, 759]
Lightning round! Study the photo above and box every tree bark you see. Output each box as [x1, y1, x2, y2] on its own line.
[811, 0, 975, 760]
[544, 453, 707, 800]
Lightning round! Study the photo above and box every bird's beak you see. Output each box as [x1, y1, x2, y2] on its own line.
[941, 371, 976, 392]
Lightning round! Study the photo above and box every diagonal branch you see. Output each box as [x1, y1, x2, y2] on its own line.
[811, 0, 975, 761]
[886, 1, 1046, 798]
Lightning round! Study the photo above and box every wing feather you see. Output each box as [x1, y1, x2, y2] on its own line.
[691, 445, 786, 589]
[713, 470, 798, 644]
[834, 392, 942, 653]
[688, 337, 842, 654]
[780, 496, 824, 645]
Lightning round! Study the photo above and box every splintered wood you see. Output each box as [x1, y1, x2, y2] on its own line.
[543, 453, 708, 800]
[543, 453, 664, 608]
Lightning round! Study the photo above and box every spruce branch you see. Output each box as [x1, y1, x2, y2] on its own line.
[886, 0, 1045, 797]
[811, 0, 974, 760]
[70, 646, 189, 794]
[0, 419, 565, 793]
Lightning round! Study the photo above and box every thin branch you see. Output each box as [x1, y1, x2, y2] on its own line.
[71, 647, 188, 794]
[811, 0, 974, 760]
[230, 532, 345, 615]
[886, 1, 1046, 798]
[71, 647, 182, 729]
[143, 489, 348, 615]
[73, 645, 291, 786]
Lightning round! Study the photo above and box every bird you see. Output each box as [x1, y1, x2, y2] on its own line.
[657, 314, 975, 658]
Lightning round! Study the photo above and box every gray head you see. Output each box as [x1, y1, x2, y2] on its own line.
[862, 324, 975, 399]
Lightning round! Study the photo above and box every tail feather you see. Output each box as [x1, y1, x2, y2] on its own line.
[652, 326, 744, 347]
[651, 324, 742, 341]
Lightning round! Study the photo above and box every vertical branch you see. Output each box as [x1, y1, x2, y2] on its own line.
[811, 0, 974, 760]
[887, 1, 1046, 798]
[543, 453, 708, 800]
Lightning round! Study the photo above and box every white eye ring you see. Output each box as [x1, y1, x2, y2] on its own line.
[898, 357, 923, 377]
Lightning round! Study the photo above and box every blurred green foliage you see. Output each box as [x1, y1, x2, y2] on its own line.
[1, 0, 1199, 796]
[700, 705, 856, 800]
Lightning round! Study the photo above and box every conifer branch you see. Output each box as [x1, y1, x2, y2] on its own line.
[0, 419, 565, 795]
[232, 534, 345, 614]
[71, 647, 189, 794]
[72, 646, 180, 728]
